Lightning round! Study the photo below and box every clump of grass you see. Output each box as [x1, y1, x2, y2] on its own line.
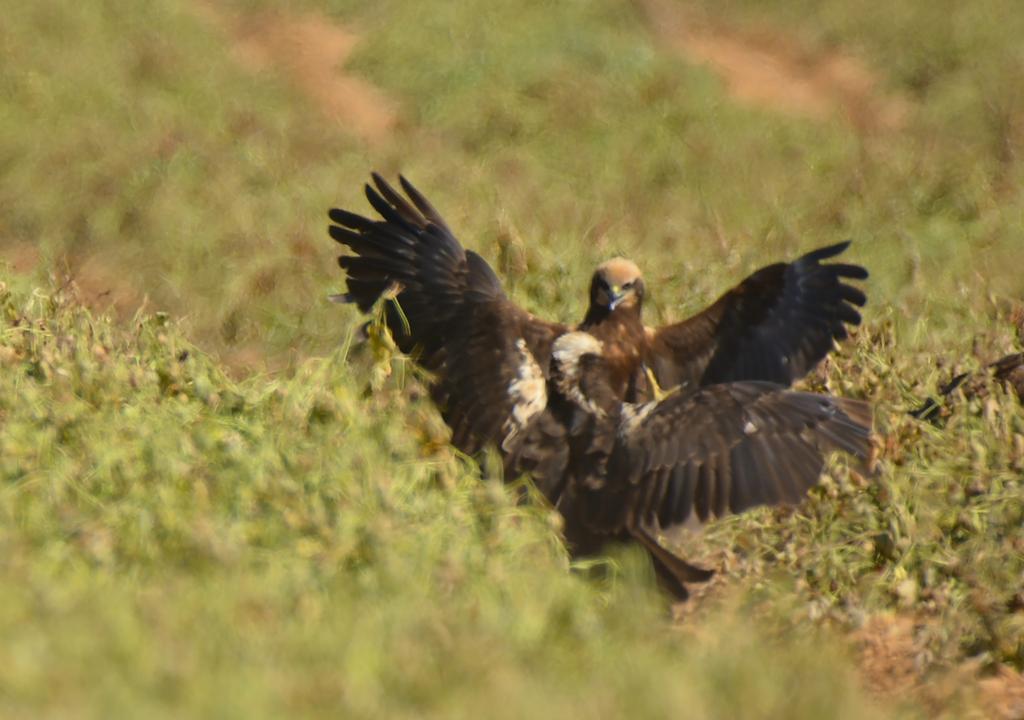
[0, 275, 901, 718]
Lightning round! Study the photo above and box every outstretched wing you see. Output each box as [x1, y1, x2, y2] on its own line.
[579, 382, 872, 534]
[646, 243, 868, 391]
[329, 173, 568, 457]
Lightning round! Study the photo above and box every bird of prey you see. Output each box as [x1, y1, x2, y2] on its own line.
[328, 173, 872, 599]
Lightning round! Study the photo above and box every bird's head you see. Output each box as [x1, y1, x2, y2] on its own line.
[589, 257, 644, 317]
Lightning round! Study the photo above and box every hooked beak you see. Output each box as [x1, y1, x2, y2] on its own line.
[608, 286, 626, 310]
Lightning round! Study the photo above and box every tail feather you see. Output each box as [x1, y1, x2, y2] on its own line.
[631, 522, 715, 601]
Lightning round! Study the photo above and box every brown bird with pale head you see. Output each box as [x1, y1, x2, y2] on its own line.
[328, 173, 872, 599]
[580, 258, 647, 399]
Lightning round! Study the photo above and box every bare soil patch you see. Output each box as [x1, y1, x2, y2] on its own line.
[66, 255, 146, 318]
[2, 241, 42, 275]
[854, 613, 1024, 719]
[635, 0, 910, 133]
[854, 613, 927, 700]
[194, 2, 397, 144]
[1, 243, 143, 318]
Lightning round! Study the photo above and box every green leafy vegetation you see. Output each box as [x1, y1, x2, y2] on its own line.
[1, 0, 1022, 715]
[0, 278, 893, 718]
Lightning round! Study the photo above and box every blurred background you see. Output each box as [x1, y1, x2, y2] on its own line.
[3, 0, 1022, 372]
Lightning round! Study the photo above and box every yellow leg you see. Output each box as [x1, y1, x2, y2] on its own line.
[644, 364, 679, 402]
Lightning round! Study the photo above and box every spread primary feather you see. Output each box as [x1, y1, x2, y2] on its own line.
[329, 173, 872, 600]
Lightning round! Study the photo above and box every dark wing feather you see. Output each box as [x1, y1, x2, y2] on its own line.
[329, 173, 568, 459]
[646, 243, 868, 391]
[590, 382, 871, 533]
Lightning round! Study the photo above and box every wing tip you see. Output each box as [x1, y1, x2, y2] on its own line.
[328, 207, 368, 229]
[803, 240, 852, 263]
[370, 171, 402, 206]
[397, 173, 418, 197]
[803, 241, 870, 281]
[363, 181, 384, 208]
[837, 265, 870, 281]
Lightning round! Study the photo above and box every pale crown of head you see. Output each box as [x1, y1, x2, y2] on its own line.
[595, 257, 642, 292]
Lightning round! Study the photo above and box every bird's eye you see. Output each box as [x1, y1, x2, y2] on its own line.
[622, 281, 634, 290]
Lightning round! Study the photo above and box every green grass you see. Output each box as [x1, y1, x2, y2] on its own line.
[0, 277, 894, 719]
[1, 0, 1023, 715]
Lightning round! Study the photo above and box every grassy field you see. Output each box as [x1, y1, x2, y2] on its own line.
[1, 0, 1022, 716]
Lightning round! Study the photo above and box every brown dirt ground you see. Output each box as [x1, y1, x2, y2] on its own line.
[66, 256, 146, 318]
[4, 241, 41, 275]
[678, 579, 1024, 719]
[193, 1, 397, 144]
[855, 613, 1024, 719]
[976, 667, 1024, 720]
[0, 241, 282, 376]
[0, 242, 143, 319]
[635, 0, 910, 134]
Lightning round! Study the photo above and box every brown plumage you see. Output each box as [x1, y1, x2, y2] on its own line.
[329, 173, 872, 599]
